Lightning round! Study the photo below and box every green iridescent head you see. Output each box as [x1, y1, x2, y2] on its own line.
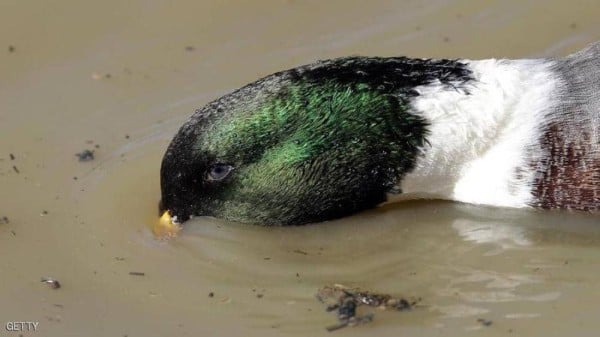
[160, 56, 470, 225]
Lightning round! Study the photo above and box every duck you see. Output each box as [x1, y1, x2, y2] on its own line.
[158, 41, 600, 226]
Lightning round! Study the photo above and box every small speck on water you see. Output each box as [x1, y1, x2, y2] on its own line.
[477, 318, 493, 327]
[41, 277, 61, 289]
[9, 153, 15, 160]
[41, 210, 48, 216]
[0, 216, 9, 224]
[75, 150, 94, 162]
[208, 292, 214, 298]
[91, 72, 111, 80]
[12, 165, 19, 173]
[125, 134, 130, 139]
[8, 45, 15, 53]
[293, 249, 308, 255]
[129, 271, 145, 276]
[184, 46, 195, 52]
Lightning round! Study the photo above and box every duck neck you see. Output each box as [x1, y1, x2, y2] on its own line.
[391, 58, 561, 208]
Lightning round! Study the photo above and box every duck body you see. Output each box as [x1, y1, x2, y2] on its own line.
[160, 42, 600, 225]
[396, 44, 600, 212]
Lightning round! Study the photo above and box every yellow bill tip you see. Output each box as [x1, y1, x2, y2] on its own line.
[153, 210, 181, 239]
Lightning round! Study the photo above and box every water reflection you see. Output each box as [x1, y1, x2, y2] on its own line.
[144, 199, 596, 326]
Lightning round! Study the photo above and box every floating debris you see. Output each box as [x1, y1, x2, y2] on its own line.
[75, 150, 95, 162]
[129, 271, 145, 276]
[326, 314, 374, 332]
[41, 277, 61, 289]
[8, 45, 15, 53]
[91, 72, 112, 80]
[12, 165, 19, 173]
[316, 284, 419, 331]
[0, 216, 9, 224]
[9, 153, 15, 160]
[292, 249, 308, 255]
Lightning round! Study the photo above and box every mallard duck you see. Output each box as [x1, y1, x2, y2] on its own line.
[159, 42, 600, 226]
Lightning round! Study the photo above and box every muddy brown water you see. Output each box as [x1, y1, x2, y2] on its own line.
[2, 1, 600, 336]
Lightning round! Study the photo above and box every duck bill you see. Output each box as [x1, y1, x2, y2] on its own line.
[153, 210, 181, 239]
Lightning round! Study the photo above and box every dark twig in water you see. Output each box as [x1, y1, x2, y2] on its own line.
[129, 271, 145, 276]
[75, 150, 95, 162]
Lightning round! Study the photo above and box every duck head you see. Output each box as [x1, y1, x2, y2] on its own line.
[159, 56, 470, 225]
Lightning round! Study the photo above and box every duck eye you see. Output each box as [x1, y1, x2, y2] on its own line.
[207, 163, 233, 181]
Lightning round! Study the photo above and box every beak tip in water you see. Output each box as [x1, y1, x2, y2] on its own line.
[153, 210, 181, 239]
